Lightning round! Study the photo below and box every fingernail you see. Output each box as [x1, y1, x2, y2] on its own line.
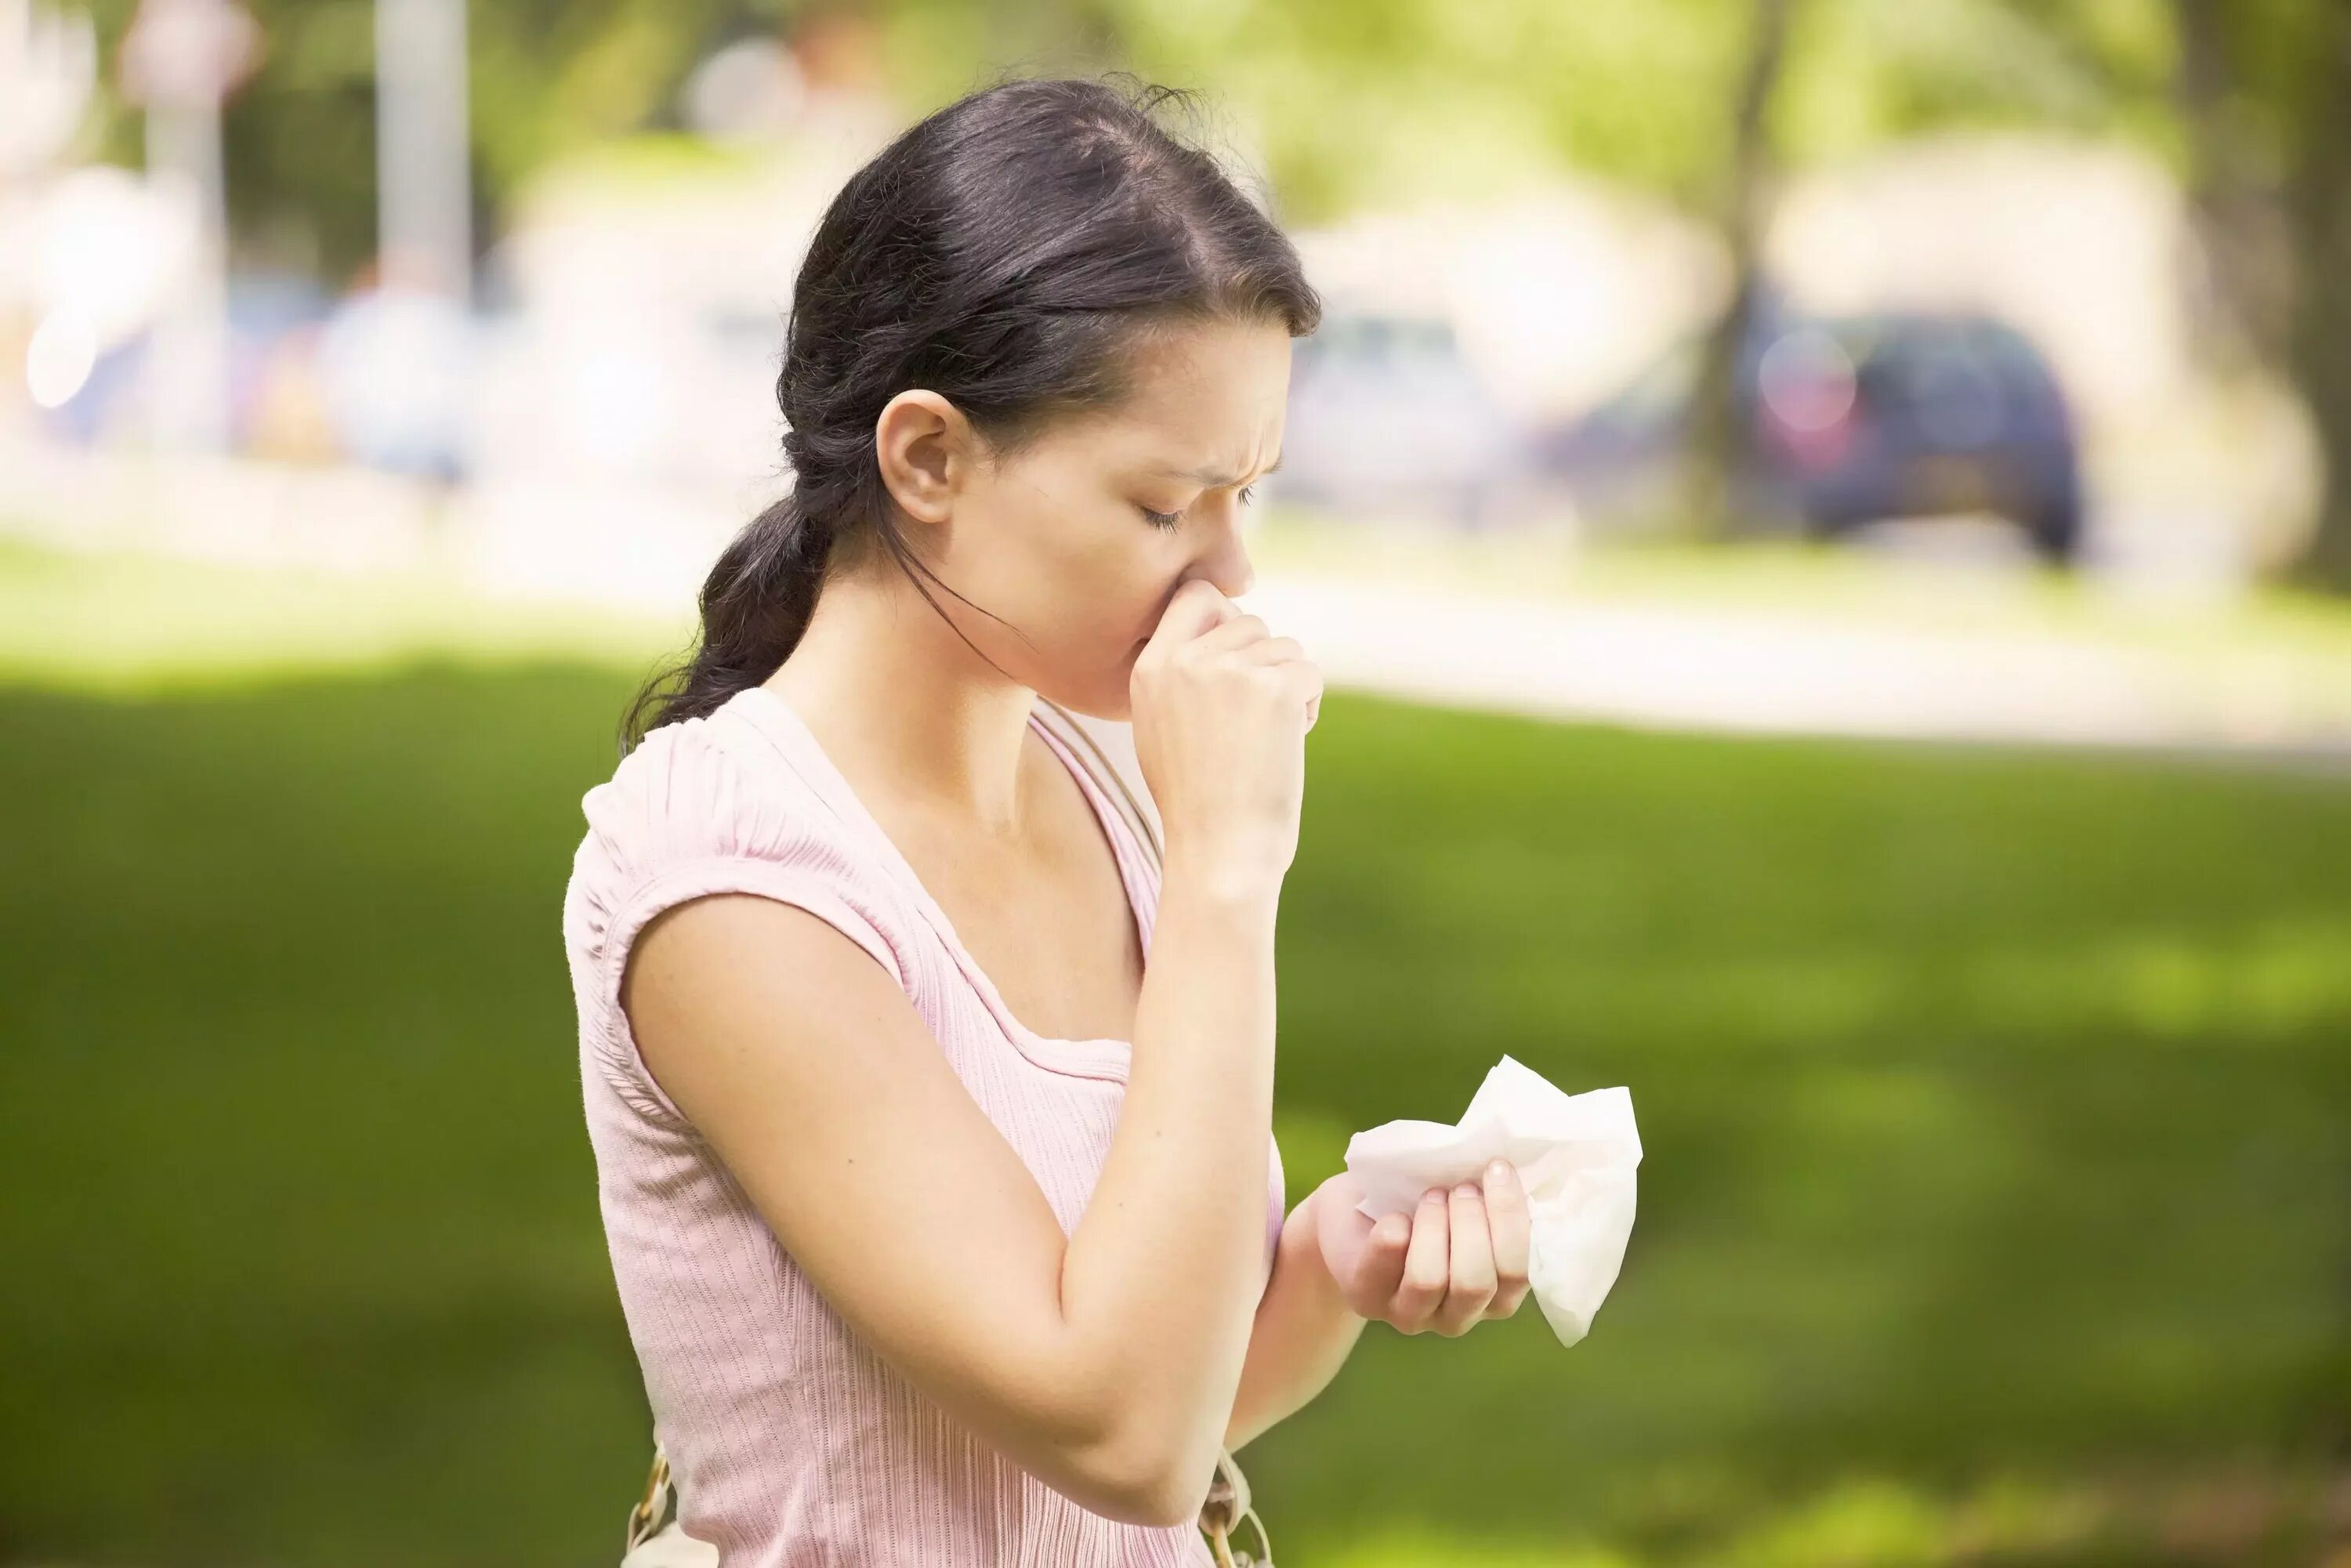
[1486, 1160, 1510, 1185]
[1453, 1182, 1478, 1199]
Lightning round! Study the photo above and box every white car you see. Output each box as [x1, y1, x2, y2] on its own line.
[1272, 311, 1531, 527]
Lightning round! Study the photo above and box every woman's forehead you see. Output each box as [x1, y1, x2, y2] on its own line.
[1101, 323, 1289, 469]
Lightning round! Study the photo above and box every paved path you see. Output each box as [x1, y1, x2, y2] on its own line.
[1242, 573, 2351, 761]
[6, 435, 2347, 762]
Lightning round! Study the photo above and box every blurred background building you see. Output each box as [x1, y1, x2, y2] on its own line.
[5, 0, 2347, 603]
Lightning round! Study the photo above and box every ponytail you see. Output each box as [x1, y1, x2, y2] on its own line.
[618, 493, 834, 752]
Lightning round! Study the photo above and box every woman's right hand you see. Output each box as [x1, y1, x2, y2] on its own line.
[1128, 577, 1323, 896]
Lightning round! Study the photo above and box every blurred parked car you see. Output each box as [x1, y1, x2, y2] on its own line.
[33, 268, 336, 454]
[1538, 295, 2084, 563]
[317, 281, 481, 482]
[226, 271, 337, 461]
[1274, 310, 1533, 527]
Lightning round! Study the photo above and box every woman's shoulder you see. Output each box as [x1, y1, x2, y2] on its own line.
[579, 698, 807, 858]
[563, 693, 888, 970]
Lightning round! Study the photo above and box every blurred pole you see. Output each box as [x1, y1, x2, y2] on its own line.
[1, 0, 98, 186]
[143, 95, 229, 451]
[120, 0, 259, 454]
[374, 0, 471, 304]
[2, 0, 96, 425]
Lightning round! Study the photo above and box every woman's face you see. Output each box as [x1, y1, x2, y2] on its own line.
[874, 314, 1291, 720]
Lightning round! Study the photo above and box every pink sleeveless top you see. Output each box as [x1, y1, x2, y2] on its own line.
[561, 683, 1284, 1566]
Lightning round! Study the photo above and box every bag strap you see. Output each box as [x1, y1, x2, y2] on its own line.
[625, 1442, 672, 1549]
[1199, 1446, 1275, 1566]
[1032, 697, 1164, 871]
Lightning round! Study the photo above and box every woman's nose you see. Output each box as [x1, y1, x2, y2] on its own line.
[1201, 531, 1255, 601]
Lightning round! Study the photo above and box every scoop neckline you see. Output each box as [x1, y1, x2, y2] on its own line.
[727, 683, 1152, 1085]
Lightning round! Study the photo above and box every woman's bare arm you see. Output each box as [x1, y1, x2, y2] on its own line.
[1223, 1185, 1366, 1451]
[623, 863, 1279, 1527]
[627, 581, 1316, 1528]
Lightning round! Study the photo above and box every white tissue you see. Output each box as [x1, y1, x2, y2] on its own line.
[1343, 1054, 1640, 1347]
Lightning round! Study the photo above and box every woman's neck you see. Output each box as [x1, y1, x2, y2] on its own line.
[762, 567, 1041, 837]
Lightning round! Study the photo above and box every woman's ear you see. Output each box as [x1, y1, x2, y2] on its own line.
[873, 390, 969, 527]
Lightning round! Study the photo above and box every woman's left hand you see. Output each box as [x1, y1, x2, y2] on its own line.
[1305, 1161, 1531, 1335]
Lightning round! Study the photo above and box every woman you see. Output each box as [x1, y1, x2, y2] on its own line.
[561, 76, 1532, 1565]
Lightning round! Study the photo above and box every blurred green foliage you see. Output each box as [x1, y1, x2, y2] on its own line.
[51, 0, 2326, 272]
[2, 543, 2344, 1564]
[60, 0, 2351, 582]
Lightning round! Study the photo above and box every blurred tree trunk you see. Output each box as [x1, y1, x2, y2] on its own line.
[2172, 0, 2292, 372]
[1681, 0, 1792, 541]
[2175, 0, 2351, 589]
[2284, 4, 2351, 588]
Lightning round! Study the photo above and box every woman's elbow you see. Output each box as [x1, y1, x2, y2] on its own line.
[985, 1325, 1219, 1527]
[1057, 1420, 1212, 1530]
[1083, 1449, 1208, 1530]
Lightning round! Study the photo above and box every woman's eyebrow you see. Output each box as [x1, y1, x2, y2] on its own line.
[1150, 452, 1284, 486]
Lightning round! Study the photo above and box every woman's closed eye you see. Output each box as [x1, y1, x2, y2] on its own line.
[1141, 484, 1255, 531]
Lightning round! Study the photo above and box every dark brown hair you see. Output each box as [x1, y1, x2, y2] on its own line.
[621, 74, 1321, 753]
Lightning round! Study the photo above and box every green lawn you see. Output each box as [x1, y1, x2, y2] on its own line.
[3, 541, 2346, 1566]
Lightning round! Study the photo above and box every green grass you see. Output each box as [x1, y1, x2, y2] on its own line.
[0, 535, 695, 694]
[2, 541, 2346, 1566]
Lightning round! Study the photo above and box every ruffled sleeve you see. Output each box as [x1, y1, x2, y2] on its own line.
[562, 712, 907, 1129]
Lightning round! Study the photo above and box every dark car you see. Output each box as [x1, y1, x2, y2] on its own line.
[1538, 296, 2084, 563]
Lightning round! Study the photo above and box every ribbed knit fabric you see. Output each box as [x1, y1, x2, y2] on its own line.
[563, 683, 1283, 1566]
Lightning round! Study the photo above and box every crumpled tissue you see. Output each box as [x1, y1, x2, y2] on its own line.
[1343, 1054, 1640, 1347]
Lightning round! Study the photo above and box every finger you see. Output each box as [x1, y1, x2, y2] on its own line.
[1284, 664, 1324, 729]
[1435, 1181, 1497, 1337]
[1342, 1210, 1411, 1318]
[1186, 611, 1272, 655]
[1139, 577, 1238, 659]
[1389, 1187, 1451, 1331]
[1482, 1159, 1531, 1319]
[1237, 635, 1306, 664]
